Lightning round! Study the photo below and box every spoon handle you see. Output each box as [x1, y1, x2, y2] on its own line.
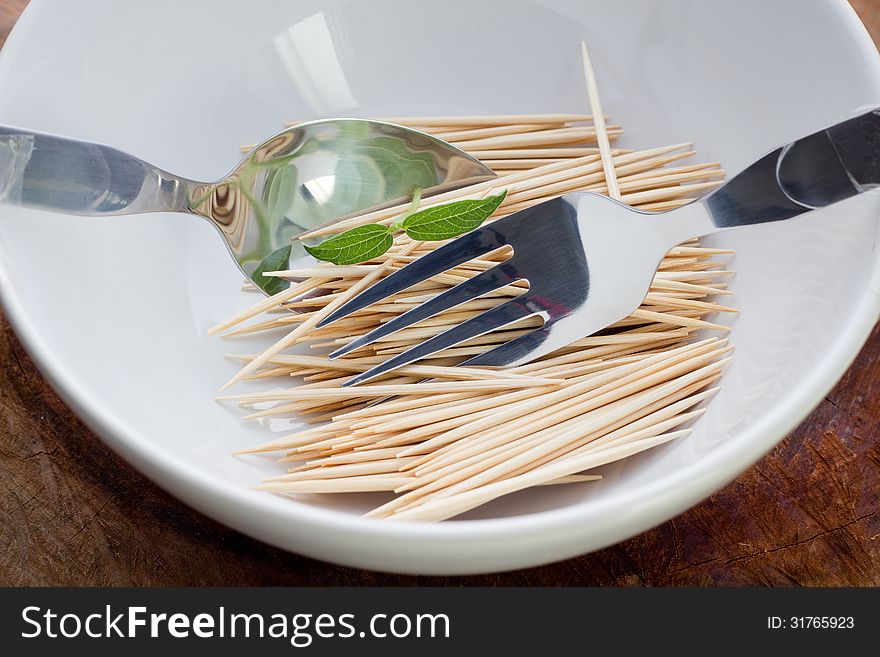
[0, 125, 200, 216]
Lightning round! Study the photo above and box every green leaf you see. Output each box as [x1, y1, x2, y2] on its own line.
[402, 191, 507, 241]
[304, 224, 394, 265]
[251, 244, 293, 296]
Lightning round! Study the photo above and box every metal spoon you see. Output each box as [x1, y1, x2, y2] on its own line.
[0, 119, 495, 293]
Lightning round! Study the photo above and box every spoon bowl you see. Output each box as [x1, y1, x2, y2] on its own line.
[0, 119, 495, 293]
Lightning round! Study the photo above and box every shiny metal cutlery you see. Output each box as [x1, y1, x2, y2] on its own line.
[0, 119, 494, 293]
[319, 109, 880, 385]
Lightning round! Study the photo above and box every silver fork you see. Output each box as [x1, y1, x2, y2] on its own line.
[318, 109, 880, 385]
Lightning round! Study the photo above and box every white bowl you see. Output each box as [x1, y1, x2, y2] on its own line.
[1, 0, 879, 575]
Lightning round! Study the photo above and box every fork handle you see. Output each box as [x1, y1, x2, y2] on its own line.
[0, 125, 200, 216]
[703, 109, 880, 229]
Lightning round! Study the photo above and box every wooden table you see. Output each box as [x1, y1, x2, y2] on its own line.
[1, 0, 878, 586]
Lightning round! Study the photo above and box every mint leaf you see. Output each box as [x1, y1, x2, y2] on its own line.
[304, 224, 394, 265]
[252, 244, 293, 295]
[303, 190, 507, 267]
[402, 191, 507, 241]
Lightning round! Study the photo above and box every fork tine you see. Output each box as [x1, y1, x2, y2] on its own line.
[461, 324, 556, 368]
[342, 296, 542, 386]
[330, 262, 520, 359]
[315, 223, 510, 328]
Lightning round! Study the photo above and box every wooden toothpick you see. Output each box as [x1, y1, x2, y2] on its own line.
[581, 41, 620, 200]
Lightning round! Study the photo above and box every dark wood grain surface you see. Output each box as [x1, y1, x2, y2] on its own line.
[1, 0, 878, 586]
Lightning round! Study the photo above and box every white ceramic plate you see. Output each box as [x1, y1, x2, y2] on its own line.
[1, 0, 879, 575]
